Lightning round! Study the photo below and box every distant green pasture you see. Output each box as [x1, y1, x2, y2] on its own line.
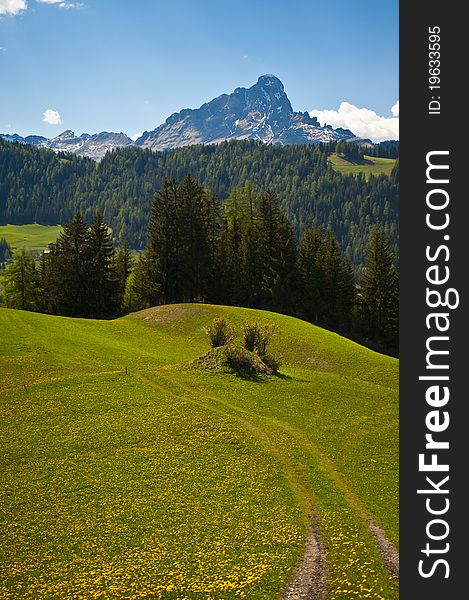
[328, 153, 396, 179]
[0, 224, 62, 254]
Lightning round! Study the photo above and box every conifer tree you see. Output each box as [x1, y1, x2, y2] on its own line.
[125, 251, 161, 310]
[358, 227, 398, 351]
[315, 228, 355, 327]
[88, 210, 116, 316]
[147, 178, 179, 303]
[0, 237, 12, 267]
[115, 240, 134, 305]
[298, 225, 324, 322]
[220, 185, 253, 304]
[3, 249, 38, 310]
[47, 212, 91, 316]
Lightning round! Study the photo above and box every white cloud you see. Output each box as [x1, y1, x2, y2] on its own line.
[131, 131, 143, 141]
[42, 108, 63, 125]
[36, 0, 84, 8]
[0, 0, 84, 14]
[309, 101, 399, 142]
[0, 0, 27, 15]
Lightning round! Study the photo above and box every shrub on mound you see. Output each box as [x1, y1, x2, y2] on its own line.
[223, 344, 275, 375]
[202, 317, 235, 348]
[241, 322, 279, 358]
[193, 344, 279, 376]
[194, 317, 281, 377]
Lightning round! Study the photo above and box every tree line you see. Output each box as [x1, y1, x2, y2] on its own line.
[1, 175, 399, 354]
[0, 138, 398, 268]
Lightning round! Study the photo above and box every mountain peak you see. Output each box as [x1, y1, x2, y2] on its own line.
[256, 74, 284, 89]
[55, 130, 75, 141]
[2, 76, 359, 158]
[135, 74, 355, 150]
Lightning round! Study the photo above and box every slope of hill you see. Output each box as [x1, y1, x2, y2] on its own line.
[0, 304, 398, 599]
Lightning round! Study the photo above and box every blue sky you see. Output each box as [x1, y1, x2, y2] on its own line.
[0, 0, 399, 140]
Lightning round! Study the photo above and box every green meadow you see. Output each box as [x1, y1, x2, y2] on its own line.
[0, 224, 62, 254]
[328, 154, 396, 179]
[0, 304, 398, 599]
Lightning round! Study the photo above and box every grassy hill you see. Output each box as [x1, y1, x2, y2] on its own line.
[0, 304, 398, 599]
[328, 154, 396, 179]
[0, 224, 62, 255]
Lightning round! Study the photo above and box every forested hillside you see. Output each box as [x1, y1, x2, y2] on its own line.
[0, 139, 398, 266]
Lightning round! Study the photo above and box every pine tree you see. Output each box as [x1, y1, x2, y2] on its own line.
[315, 228, 355, 327]
[88, 211, 117, 316]
[115, 240, 134, 306]
[3, 249, 38, 310]
[298, 225, 324, 322]
[358, 227, 398, 352]
[48, 212, 91, 316]
[147, 178, 179, 303]
[220, 185, 253, 304]
[125, 251, 161, 309]
[177, 174, 218, 302]
[0, 237, 12, 267]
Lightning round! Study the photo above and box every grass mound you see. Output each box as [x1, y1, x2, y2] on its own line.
[193, 344, 277, 376]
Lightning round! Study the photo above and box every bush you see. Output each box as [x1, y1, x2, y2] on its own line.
[262, 354, 281, 375]
[223, 345, 272, 376]
[203, 317, 235, 348]
[241, 322, 279, 358]
[196, 318, 281, 377]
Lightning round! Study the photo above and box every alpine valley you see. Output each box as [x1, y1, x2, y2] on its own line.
[1, 75, 362, 160]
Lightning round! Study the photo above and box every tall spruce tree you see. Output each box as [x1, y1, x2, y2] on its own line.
[176, 174, 220, 302]
[255, 190, 296, 312]
[147, 178, 179, 303]
[115, 240, 134, 307]
[358, 226, 398, 352]
[3, 249, 38, 310]
[298, 225, 324, 322]
[220, 185, 253, 305]
[0, 237, 12, 267]
[44, 211, 118, 317]
[88, 211, 117, 316]
[315, 229, 355, 328]
[48, 212, 91, 316]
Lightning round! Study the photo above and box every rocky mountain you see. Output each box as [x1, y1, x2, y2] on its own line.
[0, 133, 49, 146]
[2, 75, 359, 158]
[47, 131, 133, 159]
[135, 75, 355, 150]
[0, 130, 133, 160]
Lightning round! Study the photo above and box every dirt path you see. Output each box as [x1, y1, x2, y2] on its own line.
[136, 370, 399, 598]
[135, 371, 329, 599]
[368, 521, 399, 580]
[281, 522, 327, 600]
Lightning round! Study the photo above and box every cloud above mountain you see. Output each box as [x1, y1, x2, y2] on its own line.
[43, 108, 63, 125]
[309, 101, 399, 142]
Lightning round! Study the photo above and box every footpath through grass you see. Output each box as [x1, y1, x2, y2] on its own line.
[0, 305, 398, 599]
